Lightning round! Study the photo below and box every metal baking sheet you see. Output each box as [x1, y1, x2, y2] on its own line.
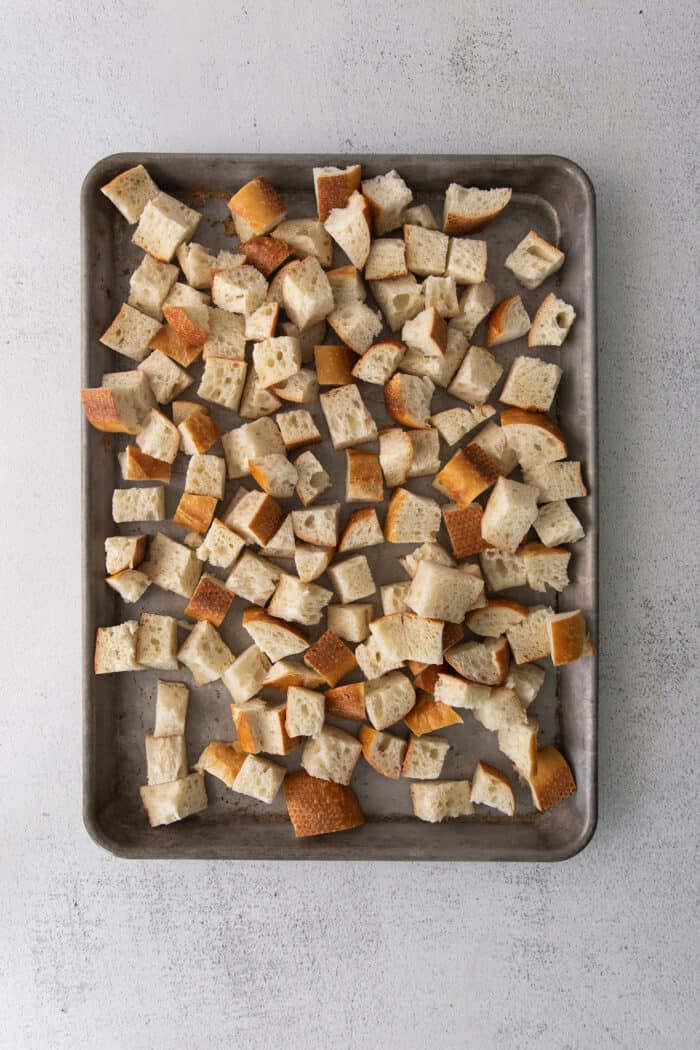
[82, 154, 597, 861]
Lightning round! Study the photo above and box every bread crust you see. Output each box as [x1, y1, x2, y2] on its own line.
[486, 295, 529, 347]
[443, 503, 489, 558]
[284, 771, 364, 837]
[185, 576, 234, 627]
[404, 696, 463, 735]
[196, 741, 246, 787]
[548, 610, 587, 665]
[314, 165, 363, 222]
[384, 374, 432, 429]
[173, 492, 218, 533]
[149, 323, 202, 366]
[324, 682, 366, 721]
[303, 630, 357, 686]
[436, 446, 501, 506]
[240, 235, 293, 277]
[528, 746, 576, 811]
[466, 599, 529, 637]
[242, 494, 285, 545]
[81, 388, 139, 434]
[179, 410, 221, 454]
[121, 445, 171, 482]
[228, 177, 287, 236]
[346, 449, 383, 502]
[162, 305, 208, 347]
[314, 344, 357, 386]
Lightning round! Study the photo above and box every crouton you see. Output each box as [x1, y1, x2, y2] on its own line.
[504, 230, 564, 290]
[361, 170, 413, 234]
[319, 385, 377, 449]
[132, 192, 201, 261]
[529, 293, 576, 347]
[443, 184, 511, 234]
[384, 488, 441, 543]
[101, 163, 158, 223]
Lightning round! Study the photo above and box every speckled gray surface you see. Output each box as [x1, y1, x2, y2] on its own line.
[2, 1, 698, 1047]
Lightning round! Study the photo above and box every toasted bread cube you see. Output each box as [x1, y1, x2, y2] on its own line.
[403, 695, 462, 735]
[401, 734, 450, 780]
[446, 635, 510, 686]
[252, 336, 302, 390]
[264, 659, 324, 692]
[184, 454, 226, 500]
[184, 574, 234, 627]
[232, 754, 286, 804]
[100, 303, 163, 363]
[140, 772, 207, 827]
[523, 462, 588, 503]
[445, 237, 487, 284]
[203, 308, 247, 360]
[212, 266, 268, 315]
[470, 422, 518, 475]
[450, 281, 496, 339]
[112, 486, 165, 524]
[314, 344, 357, 387]
[498, 721, 539, 781]
[105, 535, 147, 576]
[227, 490, 282, 546]
[327, 264, 366, 308]
[119, 445, 170, 482]
[486, 295, 531, 348]
[529, 293, 576, 348]
[443, 184, 511, 234]
[364, 238, 408, 281]
[94, 621, 141, 674]
[504, 230, 564, 290]
[268, 220, 330, 270]
[320, 385, 378, 449]
[302, 726, 362, 785]
[385, 373, 434, 429]
[327, 555, 375, 603]
[267, 574, 333, 626]
[176, 240, 216, 288]
[281, 256, 334, 332]
[481, 478, 539, 553]
[406, 561, 483, 623]
[221, 417, 285, 480]
[276, 409, 321, 451]
[470, 761, 516, 815]
[282, 686, 324, 737]
[195, 741, 245, 787]
[145, 733, 188, 785]
[284, 770, 364, 837]
[172, 492, 216, 533]
[534, 501, 585, 547]
[128, 253, 178, 319]
[81, 370, 155, 435]
[506, 663, 546, 708]
[345, 449, 383, 502]
[371, 273, 424, 331]
[358, 726, 406, 780]
[326, 603, 374, 644]
[240, 234, 292, 278]
[132, 191, 201, 261]
[313, 164, 363, 221]
[547, 610, 590, 666]
[422, 275, 459, 318]
[448, 345, 503, 404]
[505, 607, 554, 664]
[380, 582, 410, 615]
[178, 410, 221, 456]
[154, 681, 189, 737]
[434, 672, 491, 710]
[500, 356, 563, 413]
[232, 699, 299, 755]
[402, 306, 448, 357]
[294, 544, 333, 583]
[364, 671, 416, 730]
[141, 532, 202, 598]
[177, 621, 234, 686]
[362, 170, 413, 234]
[410, 780, 473, 822]
[291, 503, 339, 547]
[135, 612, 178, 669]
[404, 224, 448, 277]
[528, 746, 576, 811]
[133, 407, 179, 463]
[327, 301, 383, 355]
[228, 176, 287, 238]
[324, 190, 372, 269]
[472, 686, 527, 733]
[248, 454, 298, 499]
[294, 450, 331, 507]
[101, 164, 159, 223]
[226, 551, 281, 607]
[399, 540, 454, 577]
[338, 508, 384, 553]
[138, 350, 192, 404]
[385, 488, 441, 543]
[401, 204, 438, 229]
[161, 304, 209, 351]
[149, 323, 202, 367]
[401, 325, 467, 388]
[222, 644, 271, 704]
[522, 543, 571, 593]
[304, 630, 357, 686]
[197, 357, 247, 413]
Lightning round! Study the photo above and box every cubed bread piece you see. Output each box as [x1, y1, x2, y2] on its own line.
[105, 534, 147, 576]
[203, 308, 247, 360]
[481, 477, 539, 553]
[470, 761, 515, 815]
[221, 644, 271, 704]
[442, 503, 487, 558]
[141, 532, 202, 598]
[275, 409, 321, 450]
[528, 746, 576, 811]
[327, 554, 375, 603]
[214, 249, 246, 270]
[226, 552, 281, 606]
[371, 273, 424, 331]
[401, 325, 467, 389]
[304, 630, 357, 686]
[406, 429, 440, 479]
[136, 612, 178, 669]
[380, 582, 411, 615]
[268, 260, 302, 305]
[403, 224, 448, 276]
[327, 602, 374, 644]
[501, 408, 567, 470]
[354, 636, 404, 679]
[229, 490, 284, 545]
[364, 238, 408, 281]
[239, 235, 292, 279]
[470, 422, 518, 476]
[302, 726, 362, 785]
[241, 607, 309, 662]
[163, 282, 211, 311]
[132, 192, 201, 261]
[247, 455, 297, 502]
[406, 561, 483, 623]
[185, 454, 226, 500]
[402, 306, 448, 357]
[443, 184, 511, 234]
[338, 507, 384, 551]
[327, 264, 366, 308]
[506, 662, 546, 708]
[222, 417, 285, 479]
[271, 219, 333, 268]
[361, 170, 413, 234]
[324, 190, 372, 268]
[401, 203, 438, 229]
[119, 445, 171, 482]
[410, 780, 473, 821]
[313, 164, 363, 222]
[379, 428, 414, 487]
[370, 612, 444, 666]
[284, 771, 364, 837]
[212, 266, 268, 315]
[364, 671, 416, 730]
[227, 176, 287, 238]
[401, 733, 450, 779]
[534, 500, 585, 547]
[324, 682, 367, 721]
[252, 336, 302, 390]
[486, 295, 531, 347]
[320, 385, 377, 449]
[173, 492, 217, 534]
[177, 620, 234, 686]
[101, 163, 158, 223]
[291, 503, 340, 547]
[294, 544, 334, 583]
[547, 610, 591, 665]
[498, 721, 539, 781]
[433, 672, 491, 709]
[176, 240, 216, 288]
[154, 681, 189, 737]
[327, 301, 383, 354]
[262, 513, 296, 561]
[314, 344, 357, 387]
[351, 340, 404, 385]
[522, 543, 571, 592]
[264, 659, 324, 691]
[232, 700, 299, 756]
[282, 256, 334, 331]
[100, 303, 163, 363]
[399, 540, 454, 577]
[140, 772, 207, 827]
[231, 753, 286, 804]
[245, 301, 280, 341]
[450, 281, 497, 339]
[505, 607, 554, 664]
[184, 574, 234, 627]
[500, 356, 563, 413]
[285, 686, 325, 737]
[81, 370, 155, 434]
[504, 230, 564, 290]
[529, 293, 576, 348]
[133, 408, 179, 463]
[112, 486, 165, 524]
[523, 462, 588, 502]
[445, 237, 487, 284]
[473, 686, 527, 733]
[268, 574, 333, 626]
[178, 409, 221, 456]
[294, 450, 331, 506]
[94, 621, 141, 674]
[145, 733, 188, 785]
[384, 373, 434, 429]
[358, 726, 406, 780]
[138, 350, 192, 404]
[445, 636, 510, 685]
[345, 449, 383, 502]
[129, 253, 179, 319]
[423, 275, 460, 321]
[448, 345, 503, 405]
[466, 599, 529, 637]
[172, 400, 206, 425]
[272, 368, 318, 403]
[162, 303, 210, 348]
[385, 488, 441, 543]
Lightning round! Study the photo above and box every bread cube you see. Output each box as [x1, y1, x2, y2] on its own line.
[231, 700, 299, 755]
[328, 301, 384, 355]
[338, 507, 383, 552]
[222, 644, 271, 704]
[141, 532, 202, 598]
[154, 681, 189, 737]
[505, 663, 545, 708]
[320, 385, 378, 449]
[534, 500, 584, 547]
[345, 449, 383, 502]
[327, 603, 374, 644]
[486, 295, 531, 347]
[177, 621, 234, 686]
[134, 408, 180, 463]
[406, 561, 483, 623]
[294, 544, 333, 583]
[406, 429, 440, 480]
[229, 490, 284, 545]
[522, 462, 587, 502]
[226, 551, 281, 607]
[354, 636, 404, 679]
[282, 686, 324, 739]
[81, 370, 155, 435]
[275, 409, 321, 451]
[100, 303, 163, 363]
[327, 555, 375, 603]
[119, 444, 170, 483]
[472, 686, 527, 733]
[101, 164, 159, 223]
[112, 486, 165, 524]
[505, 607, 554, 664]
[178, 410, 221, 456]
[94, 621, 141, 674]
[359, 726, 407, 780]
[401, 204, 438, 229]
[145, 733, 188, 785]
[434, 672, 491, 710]
[385, 373, 434, 429]
[362, 170, 413, 234]
[547, 610, 589, 666]
[380, 582, 410, 615]
[324, 190, 372, 269]
[313, 164, 362, 222]
[423, 275, 459, 318]
[404, 224, 448, 277]
[481, 477, 539, 553]
[132, 191, 201, 261]
[228, 176, 287, 239]
[443, 503, 488, 558]
[402, 306, 448, 357]
[449, 280, 496, 339]
[212, 265, 268, 315]
[385, 488, 441, 543]
[530, 293, 576, 349]
[282, 256, 334, 331]
[304, 631, 357, 687]
[291, 503, 339, 547]
[173, 493, 217, 534]
[105, 534, 147, 576]
[445, 237, 487, 284]
[139, 772, 207, 827]
[364, 238, 408, 281]
[136, 612, 178, 670]
[221, 417, 285, 479]
[378, 429, 413, 488]
[466, 599, 528, 638]
[185, 574, 234, 627]
[522, 543, 571, 592]
[443, 184, 512, 235]
[371, 273, 424, 331]
[267, 574, 333, 626]
[403, 696, 463, 736]
[232, 754, 286, 804]
[128, 253, 178, 320]
[500, 355, 563, 413]
[302, 726, 362, 785]
[327, 264, 366, 309]
[470, 421, 518, 475]
[504, 230, 564, 290]
[470, 762, 515, 815]
[401, 325, 467, 389]
[251, 336, 301, 390]
[528, 746, 576, 811]
[364, 671, 416, 730]
[184, 454, 226, 500]
[448, 345, 503, 404]
[447, 635, 513, 685]
[498, 721, 539, 781]
[401, 734, 450, 780]
[351, 339, 404, 385]
[203, 308, 247, 360]
[270, 219, 332, 269]
[398, 540, 454, 577]
[138, 350, 192, 404]
[294, 450, 331, 507]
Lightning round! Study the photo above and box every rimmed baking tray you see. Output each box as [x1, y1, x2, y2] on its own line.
[82, 154, 597, 860]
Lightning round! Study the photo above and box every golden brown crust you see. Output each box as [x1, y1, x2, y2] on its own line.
[162, 304, 208, 347]
[412, 664, 446, 693]
[443, 503, 489, 558]
[230, 706, 259, 754]
[442, 622, 465, 652]
[500, 408, 566, 445]
[383, 373, 430, 429]
[264, 662, 325, 691]
[227, 177, 287, 235]
[81, 388, 140, 434]
[494, 637, 511, 684]
[315, 165, 362, 222]
[358, 725, 402, 780]
[303, 630, 357, 686]
[338, 507, 381, 551]
[436, 445, 501, 506]
[149, 323, 202, 367]
[242, 607, 310, 647]
[185, 576, 234, 627]
[486, 295, 519, 347]
[121, 445, 171, 482]
[179, 410, 221, 454]
[284, 770, 364, 837]
[324, 682, 366, 721]
[173, 492, 218, 533]
[548, 611, 586, 666]
[528, 746, 576, 811]
[444, 192, 511, 235]
[404, 697, 463, 736]
[314, 344, 357, 386]
[240, 235, 293, 277]
[346, 449, 383, 501]
[196, 741, 246, 786]
[246, 494, 284, 545]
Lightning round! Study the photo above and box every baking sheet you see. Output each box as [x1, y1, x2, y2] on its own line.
[82, 154, 597, 860]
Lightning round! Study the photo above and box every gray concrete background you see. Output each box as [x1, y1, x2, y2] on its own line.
[2, 1, 698, 1047]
